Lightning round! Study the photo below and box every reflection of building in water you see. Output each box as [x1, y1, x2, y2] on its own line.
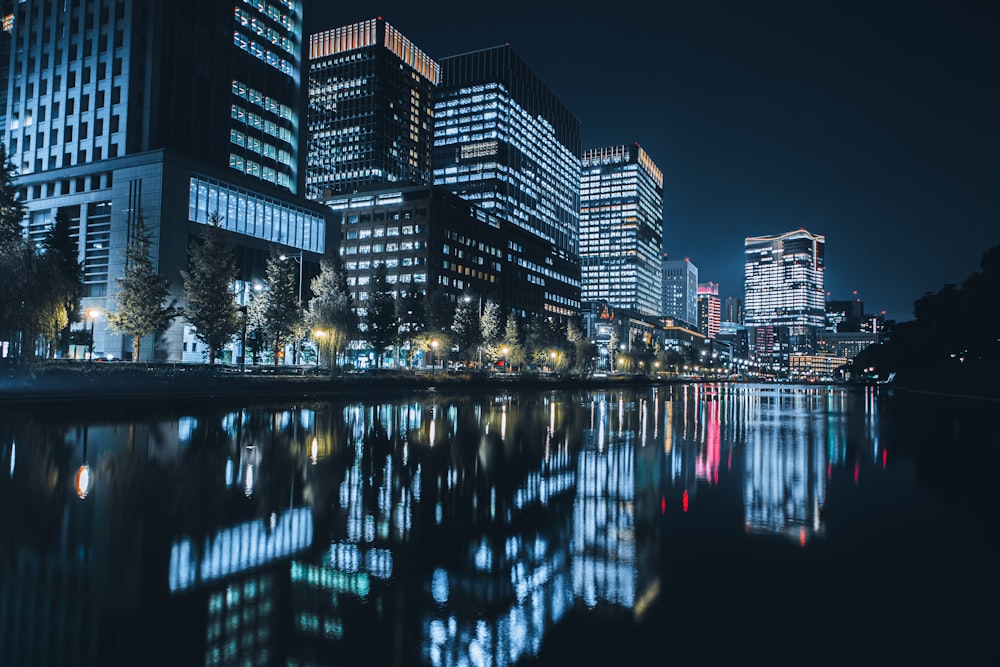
[573, 392, 660, 616]
[203, 573, 278, 667]
[168, 508, 313, 592]
[742, 390, 827, 543]
[420, 397, 579, 667]
[0, 550, 98, 665]
[574, 429, 636, 608]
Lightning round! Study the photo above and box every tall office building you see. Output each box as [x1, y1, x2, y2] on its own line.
[3, 0, 330, 361]
[697, 281, 720, 339]
[433, 44, 581, 317]
[744, 229, 826, 365]
[307, 18, 439, 199]
[723, 296, 743, 324]
[579, 144, 663, 317]
[0, 2, 12, 139]
[661, 256, 698, 328]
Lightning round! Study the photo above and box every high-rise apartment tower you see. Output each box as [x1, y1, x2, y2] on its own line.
[579, 143, 663, 317]
[744, 229, 826, 364]
[433, 44, 581, 316]
[2, 0, 329, 361]
[307, 18, 439, 199]
[661, 256, 698, 328]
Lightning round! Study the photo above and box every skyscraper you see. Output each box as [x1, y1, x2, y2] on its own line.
[433, 44, 581, 316]
[744, 229, 826, 365]
[307, 18, 439, 199]
[661, 256, 698, 328]
[697, 281, 720, 339]
[579, 144, 663, 317]
[3, 0, 330, 361]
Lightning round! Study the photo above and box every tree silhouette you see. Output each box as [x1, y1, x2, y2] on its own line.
[107, 217, 179, 362]
[182, 213, 240, 365]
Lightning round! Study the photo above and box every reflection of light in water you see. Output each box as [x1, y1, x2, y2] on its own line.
[178, 416, 197, 446]
[743, 395, 827, 542]
[429, 418, 436, 446]
[501, 404, 507, 441]
[9, 441, 14, 477]
[311, 437, 318, 465]
[244, 464, 254, 497]
[76, 464, 91, 499]
[664, 401, 673, 454]
[225, 458, 234, 487]
[432, 568, 449, 604]
[169, 507, 313, 592]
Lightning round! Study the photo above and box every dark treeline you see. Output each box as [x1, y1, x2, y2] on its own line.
[854, 243, 1000, 380]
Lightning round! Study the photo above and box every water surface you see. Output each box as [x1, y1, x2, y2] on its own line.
[1, 384, 996, 665]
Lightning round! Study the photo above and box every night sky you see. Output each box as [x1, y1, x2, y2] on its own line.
[307, 1, 998, 322]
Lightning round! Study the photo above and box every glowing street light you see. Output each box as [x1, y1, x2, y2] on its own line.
[431, 339, 440, 373]
[313, 330, 326, 367]
[502, 346, 510, 374]
[87, 308, 101, 361]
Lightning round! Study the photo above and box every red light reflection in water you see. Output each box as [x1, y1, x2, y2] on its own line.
[854, 463, 859, 485]
[682, 490, 689, 512]
[799, 527, 807, 547]
[882, 449, 887, 468]
[695, 400, 721, 485]
[661, 496, 666, 514]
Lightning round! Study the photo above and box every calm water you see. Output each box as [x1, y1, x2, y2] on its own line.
[1, 384, 997, 666]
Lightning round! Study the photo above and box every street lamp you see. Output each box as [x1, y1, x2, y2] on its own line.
[313, 330, 326, 367]
[502, 346, 510, 374]
[431, 339, 439, 374]
[87, 308, 100, 361]
[549, 350, 556, 372]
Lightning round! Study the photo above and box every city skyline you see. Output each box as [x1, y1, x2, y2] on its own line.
[309, 1, 999, 322]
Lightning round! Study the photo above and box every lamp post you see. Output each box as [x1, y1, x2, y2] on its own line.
[549, 350, 556, 372]
[431, 339, 439, 374]
[313, 330, 326, 367]
[279, 252, 304, 364]
[87, 308, 100, 361]
[502, 346, 510, 374]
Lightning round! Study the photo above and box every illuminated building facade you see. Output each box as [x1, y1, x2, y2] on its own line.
[433, 44, 581, 316]
[579, 144, 663, 317]
[2, 0, 330, 361]
[661, 257, 698, 328]
[744, 229, 826, 365]
[0, 1, 11, 139]
[322, 184, 562, 331]
[697, 281, 720, 339]
[307, 18, 439, 198]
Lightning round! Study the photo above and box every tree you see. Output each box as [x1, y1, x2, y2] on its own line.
[308, 253, 357, 368]
[501, 314, 524, 371]
[364, 263, 397, 368]
[396, 290, 424, 366]
[566, 317, 596, 375]
[451, 296, 481, 363]
[107, 219, 179, 362]
[262, 247, 301, 365]
[0, 142, 28, 358]
[41, 210, 83, 357]
[181, 213, 240, 365]
[480, 299, 504, 366]
[413, 288, 454, 365]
